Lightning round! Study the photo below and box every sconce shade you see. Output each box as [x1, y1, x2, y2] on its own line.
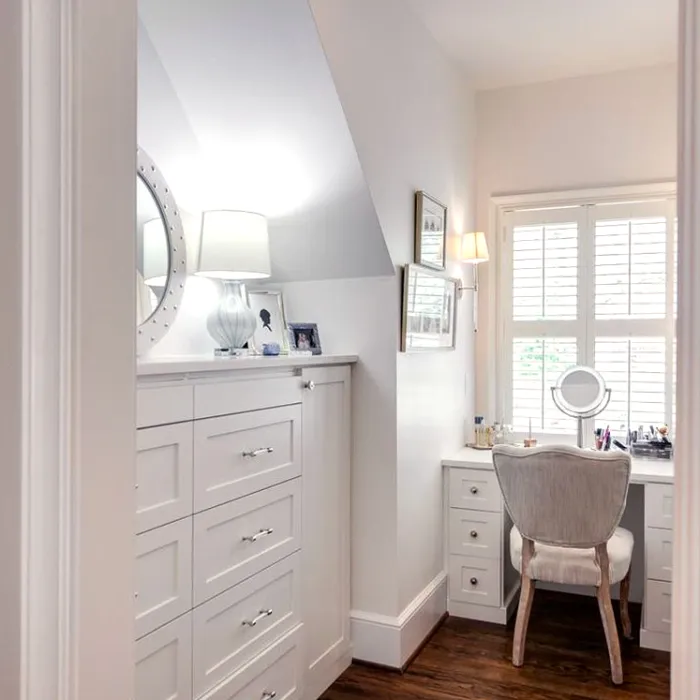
[196, 210, 271, 280]
[461, 231, 489, 264]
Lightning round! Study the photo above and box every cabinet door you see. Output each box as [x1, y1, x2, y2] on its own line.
[194, 405, 301, 512]
[135, 519, 193, 639]
[301, 366, 351, 698]
[135, 613, 192, 700]
[136, 423, 194, 534]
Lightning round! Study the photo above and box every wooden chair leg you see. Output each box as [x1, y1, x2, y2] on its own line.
[619, 569, 633, 639]
[596, 544, 623, 685]
[513, 538, 535, 667]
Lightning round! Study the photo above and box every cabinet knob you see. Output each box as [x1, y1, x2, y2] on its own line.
[262, 693, 277, 700]
[470, 530, 478, 539]
[470, 577, 478, 586]
[470, 486, 479, 495]
[304, 380, 315, 391]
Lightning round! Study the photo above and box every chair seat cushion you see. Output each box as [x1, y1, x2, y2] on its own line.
[510, 526, 634, 586]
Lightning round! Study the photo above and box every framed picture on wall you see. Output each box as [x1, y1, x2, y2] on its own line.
[401, 264, 458, 352]
[246, 289, 290, 354]
[414, 190, 447, 270]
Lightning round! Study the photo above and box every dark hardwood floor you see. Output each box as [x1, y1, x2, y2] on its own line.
[322, 591, 670, 700]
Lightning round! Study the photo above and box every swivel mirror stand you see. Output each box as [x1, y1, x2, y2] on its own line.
[551, 366, 612, 448]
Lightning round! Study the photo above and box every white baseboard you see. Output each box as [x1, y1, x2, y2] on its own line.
[350, 571, 447, 668]
[448, 583, 520, 625]
[640, 628, 671, 653]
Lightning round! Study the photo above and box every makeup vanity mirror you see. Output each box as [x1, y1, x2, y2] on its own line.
[552, 365, 611, 447]
[136, 147, 187, 355]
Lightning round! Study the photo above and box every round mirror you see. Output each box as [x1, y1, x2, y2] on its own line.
[136, 148, 187, 356]
[136, 174, 170, 324]
[558, 366, 606, 414]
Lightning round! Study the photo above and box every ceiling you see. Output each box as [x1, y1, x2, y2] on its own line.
[408, 0, 677, 90]
[138, 0, 392, 282]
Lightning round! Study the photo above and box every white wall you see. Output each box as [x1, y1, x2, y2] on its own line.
[311, 0, 476, 617]
[475, 64, 677, 420]
[0, 0, 22, 696]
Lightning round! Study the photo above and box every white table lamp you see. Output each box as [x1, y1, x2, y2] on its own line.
[196, 210, 271, 353]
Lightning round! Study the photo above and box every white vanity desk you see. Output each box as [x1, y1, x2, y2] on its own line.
[442, 447, 674, 652]
[135, 354, 357, 700]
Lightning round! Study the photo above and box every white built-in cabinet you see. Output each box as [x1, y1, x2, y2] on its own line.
[134, 358, 354, 700]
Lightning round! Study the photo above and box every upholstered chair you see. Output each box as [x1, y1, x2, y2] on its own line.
[492, 444, 633, 685]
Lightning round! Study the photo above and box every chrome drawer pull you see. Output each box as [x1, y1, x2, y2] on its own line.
[470, 577, 478, 586]
[242, 528, 274, 543]
[262, 692, 277, 699]
[242, 446, 274, 458]
[470, 530, 478, 539]
[303, 380, 315, 391]
[470, 486, 479, 495]
[242, 609, 273, 627]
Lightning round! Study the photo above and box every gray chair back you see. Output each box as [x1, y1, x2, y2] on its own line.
[492, 444, 631, 548]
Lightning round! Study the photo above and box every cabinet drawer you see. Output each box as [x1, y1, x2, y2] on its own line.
[193, 552, 301, 697]
[135, 519, 193, 639]
[135, 613, 192, 700]
[449, 509, 501, 559]
[646, 484, 674, 530]
[137, 385, 194, 428]
[645, 580, 672, 634]
[448, 555, 501, 608]
[194, 479, 301, 605]
[136, 423, 194, 534]
[647, 527, 673, 582]
[199, 626, 302, 700]
[449, 468, 501, 512]
[194, 405, 301, 512]
[194, 376, 303, 419]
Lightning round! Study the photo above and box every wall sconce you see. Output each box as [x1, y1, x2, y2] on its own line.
[458, 231, 489, 331]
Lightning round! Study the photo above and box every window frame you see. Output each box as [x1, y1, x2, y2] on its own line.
[491, 183, 677, 441]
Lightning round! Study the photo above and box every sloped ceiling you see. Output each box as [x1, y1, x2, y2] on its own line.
[138, 0, 392, 282]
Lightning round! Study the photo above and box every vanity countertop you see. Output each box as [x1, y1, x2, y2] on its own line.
[137, 353, 358, 377]
[443, 446, 675, 485]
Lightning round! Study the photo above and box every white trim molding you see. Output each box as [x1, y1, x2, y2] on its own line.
[350, 571, 447, 669]
[12, 0, 137, 699]
[673, 1, 700, 696]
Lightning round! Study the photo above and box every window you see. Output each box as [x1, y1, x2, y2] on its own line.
[500, 189, 676, 438]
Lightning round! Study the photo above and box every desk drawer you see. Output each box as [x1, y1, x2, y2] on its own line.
[199, 626, 302, 700]
[449, 509, 501, 559]
[645, 484, 674, 530]
[647, 527, 673, 582]
[135, 519, 193, 640]
[136, 423, 193, 534]
[645, 580, 672, 634]
[193, 479, 301, 605]
[193, 552, 301, 698]
[448, 555, 500, 608]
[449, 468, 501, 512]
[135, 613, 192, 700]
[194, 405, 301, 512]
[194, 376, 303, 419]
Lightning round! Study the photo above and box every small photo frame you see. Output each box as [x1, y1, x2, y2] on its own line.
[246, 289, 290, 354]
[415, 191, 447, 271]
[401, 264, 458, 352]
[288, 323, 322, 355]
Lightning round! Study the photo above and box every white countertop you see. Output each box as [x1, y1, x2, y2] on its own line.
[442, 446, 674, 485]
[137, 353, 358, 377]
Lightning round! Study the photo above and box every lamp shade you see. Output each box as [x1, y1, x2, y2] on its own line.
[461, 231, 489, 264]
[196, 210, 271, 280]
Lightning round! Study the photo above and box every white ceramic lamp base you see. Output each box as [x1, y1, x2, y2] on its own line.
[207, 281, 257, 353]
